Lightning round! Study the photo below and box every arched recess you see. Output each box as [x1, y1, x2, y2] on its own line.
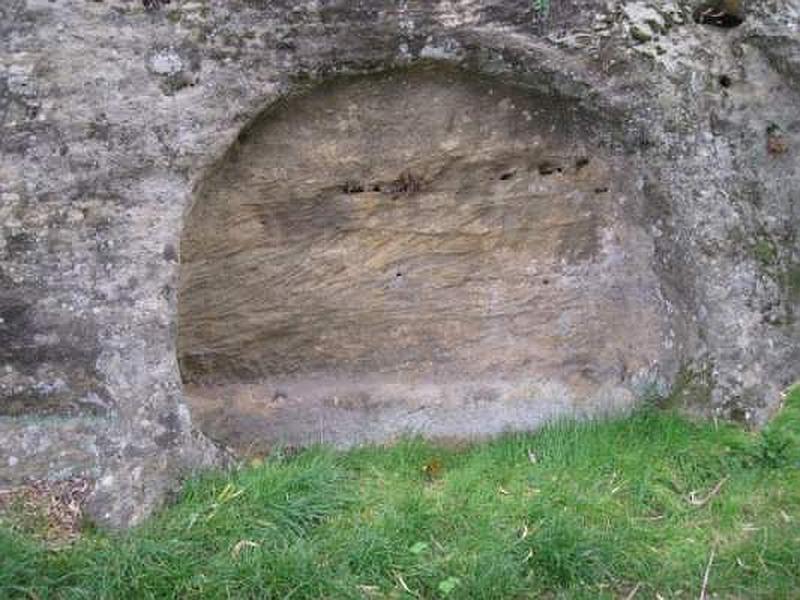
[178, 64, 673, 454]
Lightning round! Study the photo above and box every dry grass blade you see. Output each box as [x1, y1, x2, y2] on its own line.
[231, 539, 260, 558]
[625, 582, 641, 600]
[357, 584, 380, 597]
[687, 477, 728, 507]
[394, 572, 418, 597]
[699, 547, 715, 600]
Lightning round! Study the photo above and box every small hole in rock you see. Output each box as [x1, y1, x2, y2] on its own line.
[693, 2, 744, 28]
[372, 185, 381, 192]
[594, 186, 609, 194]
[390, 171, 422, 194]
[542, 278, 550, 285]
[342, 181, 364, 194]
[395, 272, 403, 278]
[538, 162, 561, 176]
[719, 74, 732, 88]
[499, 171, 515, 181]
[575, 157, 590, 170]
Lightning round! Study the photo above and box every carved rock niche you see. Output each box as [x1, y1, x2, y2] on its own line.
[178, 65, 673, 453]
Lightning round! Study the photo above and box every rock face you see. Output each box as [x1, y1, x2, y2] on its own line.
[1, 0, 798, 526]
[180, 66, 672, 451]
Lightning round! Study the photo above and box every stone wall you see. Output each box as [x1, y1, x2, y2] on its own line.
[1, 0, 798, 527]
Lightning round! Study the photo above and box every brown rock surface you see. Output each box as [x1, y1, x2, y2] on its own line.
[179, 67, 670, 451]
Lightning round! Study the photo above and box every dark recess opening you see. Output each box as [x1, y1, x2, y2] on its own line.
[538, 162, 563, 176]
[693, 2, 744, 28]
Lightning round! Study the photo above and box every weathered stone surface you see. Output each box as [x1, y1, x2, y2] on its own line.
[179, 66, 673, 451]
[0, 0, 798, 526]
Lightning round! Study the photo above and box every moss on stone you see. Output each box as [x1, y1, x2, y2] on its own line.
[166, 9, 182, 23]
[753, 237, 778, 266]
[665, 363, 715, 409]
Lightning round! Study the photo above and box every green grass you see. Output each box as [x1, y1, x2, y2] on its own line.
[2, 386, 800, 599]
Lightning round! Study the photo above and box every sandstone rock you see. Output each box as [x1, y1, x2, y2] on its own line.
[0, 0, 797, 527]
[179, 66, 670, 452]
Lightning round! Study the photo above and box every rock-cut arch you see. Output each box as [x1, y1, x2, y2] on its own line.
[177, 65, 674, 454]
